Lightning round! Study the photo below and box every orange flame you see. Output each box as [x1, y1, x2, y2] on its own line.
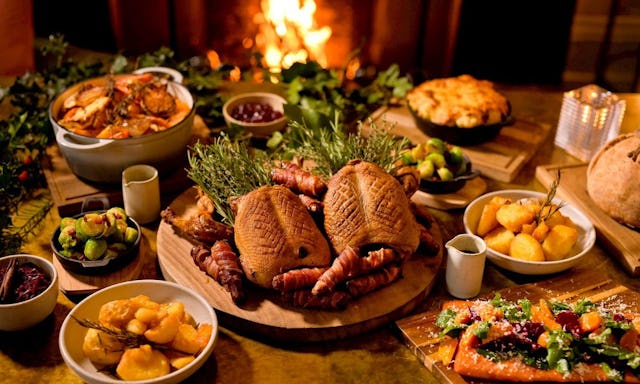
[255, 0, 332, 70]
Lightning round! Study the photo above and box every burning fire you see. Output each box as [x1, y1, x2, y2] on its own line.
[254, 0, 332, 71]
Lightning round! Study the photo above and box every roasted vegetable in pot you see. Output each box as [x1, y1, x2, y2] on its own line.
[55, 208, 139, 262]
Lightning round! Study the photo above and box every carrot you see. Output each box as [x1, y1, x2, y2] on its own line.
[438, 336, 459, 366]
[537, 331, 550, 348]
[532, 299, 561, 331]
[442, 300, 472, 324]
[620, 328, 639, 352]
[578, 311, 602, 333]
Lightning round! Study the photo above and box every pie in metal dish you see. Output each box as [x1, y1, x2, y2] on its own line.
[431, 295, 640, 382]
[407, 74, 510, 129]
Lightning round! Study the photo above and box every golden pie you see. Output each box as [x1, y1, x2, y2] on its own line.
[407, 75, 510, 128]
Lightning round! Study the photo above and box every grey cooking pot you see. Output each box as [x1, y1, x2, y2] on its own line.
[48, 67, 195, 184]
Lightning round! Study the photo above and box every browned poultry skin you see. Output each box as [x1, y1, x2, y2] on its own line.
[234, 185, 332, 289]
[323, 160, 421, 257]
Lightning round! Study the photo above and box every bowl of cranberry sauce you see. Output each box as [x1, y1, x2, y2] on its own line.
[222, 92, 288, 138]
[0, 254, 59, 331]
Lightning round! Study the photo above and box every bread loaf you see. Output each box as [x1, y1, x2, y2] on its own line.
[586, 132, 640, 228]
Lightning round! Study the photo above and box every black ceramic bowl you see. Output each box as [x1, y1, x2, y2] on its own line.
[51, 211, 141, 275]
[408, 106, 515, 146]
[419, 155, 480, 194]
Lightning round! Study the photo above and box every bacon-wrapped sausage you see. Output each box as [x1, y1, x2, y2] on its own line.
[191, 241, 245, 303]
[272, 267, 328, 292]
[270, 161, 327, 197]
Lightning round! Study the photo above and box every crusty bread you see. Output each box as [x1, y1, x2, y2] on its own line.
[587, 132, 640, 228]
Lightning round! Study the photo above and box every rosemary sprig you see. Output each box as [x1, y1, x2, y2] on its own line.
[187, 136, 273, 225]
[281, 114, 409, 178]
[536, 169, 565, 223]
[71, 316, 176, 351]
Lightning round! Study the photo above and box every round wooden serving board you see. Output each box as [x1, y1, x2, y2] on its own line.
[157, 188, 444, 342]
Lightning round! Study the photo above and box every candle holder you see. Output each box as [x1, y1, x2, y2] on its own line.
[555, 84, 626, 162]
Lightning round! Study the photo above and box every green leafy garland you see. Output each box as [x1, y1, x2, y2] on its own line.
[0, 35, 233, 256]
[0, 35, 412, 256]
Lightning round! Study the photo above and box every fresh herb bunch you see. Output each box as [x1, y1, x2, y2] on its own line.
[1, 35, 105, 256]
[187, 136, 273, 225]
[268, 101, 410, 178]
[277, 61, 412, 124]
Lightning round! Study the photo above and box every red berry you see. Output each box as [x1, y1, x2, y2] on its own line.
[18, 170, 28, 182]
[23, 156, 33, 165]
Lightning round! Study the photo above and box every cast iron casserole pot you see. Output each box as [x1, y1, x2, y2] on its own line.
[48, 67, 195, 184]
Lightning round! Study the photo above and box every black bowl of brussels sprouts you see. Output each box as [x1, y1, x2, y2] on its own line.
[402, 137, 480, 194]
[51, 207, 141, 275]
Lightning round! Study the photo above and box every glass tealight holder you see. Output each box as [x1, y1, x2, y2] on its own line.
[555, 84, 626, 162]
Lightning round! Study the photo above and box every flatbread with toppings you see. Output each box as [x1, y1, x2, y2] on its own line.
[431, 295, 640, 382]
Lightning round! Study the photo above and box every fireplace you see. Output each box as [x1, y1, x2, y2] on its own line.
[34, 0, 577, 86]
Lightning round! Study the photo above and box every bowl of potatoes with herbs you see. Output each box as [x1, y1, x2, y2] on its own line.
[401, 137, 479, 194]
[463, 189, 595, 275]
[51, 207, 141, 275]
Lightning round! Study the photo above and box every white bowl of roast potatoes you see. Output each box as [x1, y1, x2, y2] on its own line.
[464, 189, 595, 275]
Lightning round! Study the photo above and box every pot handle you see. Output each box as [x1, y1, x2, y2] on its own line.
[55, 128, 113, 151]
[134, 66, 184, 84]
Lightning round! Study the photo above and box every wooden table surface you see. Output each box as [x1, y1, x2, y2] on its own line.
[2, 86, 640, 384]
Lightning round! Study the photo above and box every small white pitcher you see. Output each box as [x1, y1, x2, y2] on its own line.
[445, 234, 487, 299]
[122, 164, 160, 224]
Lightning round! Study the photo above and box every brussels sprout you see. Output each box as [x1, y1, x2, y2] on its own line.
[107, 207, 127, 221]
[59, 217, 76, 231]
[101, 213, 117, 238]
[426, 137, 447, 154]
[84, 238, 108, 260]
[448, 146, 464, 165]
[105, 243, 127, 259]
[110, 219, 129, 243]
[425, 152, 446, 169]
[417, 159, 435, 179]
[59, 248, 84, 260]
[76, 213, 106, 238]
[436, 167, 454, 181]
[58, 225, 79, 249]
[124, 227, 139, 244]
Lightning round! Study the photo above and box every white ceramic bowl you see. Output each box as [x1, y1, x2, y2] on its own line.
[463, 189, 596, 275]
[49, 68, 195, 184]
[222, 92, 288, 137]
[59, 280, 218, 384]
[0, 254, 58, 331]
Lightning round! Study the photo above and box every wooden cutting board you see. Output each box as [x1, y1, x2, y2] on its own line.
[536, 163, 640, 276]
[370, 105, 552, 183]
[395, 270, 640, 384]
[156, 187, 444, 342]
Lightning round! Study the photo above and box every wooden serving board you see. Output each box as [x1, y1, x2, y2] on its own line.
[371, 105, 552, 183]
[53, 247, 145, 296]
[536, 163, 640, 276]
[411, 177, 487, 210]
[396, 270, 640, 384]
[157, 188, 444, 342]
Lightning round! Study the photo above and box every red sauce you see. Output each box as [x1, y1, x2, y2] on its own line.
[0, 262, 51, 304]
[231, 102, 283, 123]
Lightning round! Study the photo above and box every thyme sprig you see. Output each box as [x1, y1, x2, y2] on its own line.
[536, 169, 565, 223]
